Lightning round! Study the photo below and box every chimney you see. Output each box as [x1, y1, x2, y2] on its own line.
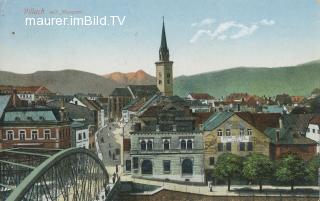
[12, 89, 17, 107]
[59, 98, 66, 121]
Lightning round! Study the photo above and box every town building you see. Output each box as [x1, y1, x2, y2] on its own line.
[202, 112, 277, 181]
[306, 115, 320, 153]
[0, 106, 71, 149]
[71, 121, 89, 149]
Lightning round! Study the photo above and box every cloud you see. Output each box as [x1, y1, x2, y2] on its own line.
[190, 19, 275, 43]
[191, 18, 215, 27]
[259, 19, 275, 26]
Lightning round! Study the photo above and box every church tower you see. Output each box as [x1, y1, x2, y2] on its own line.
[156, 18, 173, 96]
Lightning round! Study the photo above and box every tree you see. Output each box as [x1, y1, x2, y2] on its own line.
[275, 154, 306, 190]
[310, 95, 320, 113]
[215, 153, 242, 191]
[242, 154, 274, 192]
[306, 155, 320, 183]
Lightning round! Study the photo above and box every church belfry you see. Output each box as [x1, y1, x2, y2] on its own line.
[156, 18, 173, 96]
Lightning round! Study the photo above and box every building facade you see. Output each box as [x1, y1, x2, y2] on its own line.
[130, 130, 204, 183]
[203, 112, 271, 181]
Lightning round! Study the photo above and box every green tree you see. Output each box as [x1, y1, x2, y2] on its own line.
[215, 153, 242, 191]
[306, 155, 320, 183]
[242, 154, 274, 192]
[275, 154, 306, 190]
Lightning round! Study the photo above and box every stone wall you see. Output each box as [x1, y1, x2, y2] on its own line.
[119, 190, 317, 201]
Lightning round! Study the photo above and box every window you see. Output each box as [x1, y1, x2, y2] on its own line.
[141, 160, 153, 175]
[187, 140, 193, 150]
[44, 129, 51, 139]
[313, 129, 316, 133]
[78, 133, 82, 140]
[307, 128, 310, 132]
[218, 143, 223, 152]
[167, 79, 170, 84]
[181, 140, 186, 150]
[247, 129, 252, 135]
[226, 129, 231, 136]
[141, 140, 146, 151]
[182, 159, 193, 175]
[247, 142, 253, 151]
[226, 142, 231, 151]
[239, 142, 245, 151]
[163, 160, 171, 173]
[240, 129, 244, 136]
[158, 80, 162, 85]
[115, 148, 120, 155]
[159, 72, 162, 77]
[167, 73, 170, 78]
[6, 130, 14, 140]
[126, 160, 131, 171]
[163, 139, 170, 150]
[318, 130, 320, 134]
[83, 132, 86, 139]
[19, 130, 26, 141]
[133, 157, 139, 169]
[31, 130, 38, 140]
[147, 140, 153, 150]
[217, 129, 223, 136]
[209, 157, 215, 165]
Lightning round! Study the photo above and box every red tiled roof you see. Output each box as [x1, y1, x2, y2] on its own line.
[189, 93, 213, 100]
[310, 115, 320, 125]
[236, 112, 280, 132]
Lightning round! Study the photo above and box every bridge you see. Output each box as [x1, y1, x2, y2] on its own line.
[0, 147, 113, 201]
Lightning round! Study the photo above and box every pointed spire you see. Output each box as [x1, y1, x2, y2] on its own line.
[159, 16, 169, 61]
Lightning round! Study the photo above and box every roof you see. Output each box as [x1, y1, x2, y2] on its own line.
[265, 127, 317, 145]
[262, 105, 284, 113]
[127, 85, 159, 98]
[3, 109, 58, 122]
[203, 111, 234, 131]
[309, 115, 320, 125]
[110, 88, 131, 97]
[0, 95, 11, 118]
[282, 114, 314, 133]
[189, 93, 213, 100]
[236, 112, 280, 132]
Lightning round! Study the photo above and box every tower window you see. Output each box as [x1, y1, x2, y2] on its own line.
[158, 80, 162, 85]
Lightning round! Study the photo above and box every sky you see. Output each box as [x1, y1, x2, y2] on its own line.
[0, 0, 319, 77]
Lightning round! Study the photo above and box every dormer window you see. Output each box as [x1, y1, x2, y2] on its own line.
[39, 116, 45, 121]
[15, 117, 21, 121]
[27, 116, 33, 121]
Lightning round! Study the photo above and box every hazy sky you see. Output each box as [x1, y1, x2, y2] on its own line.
[0, 0, 320, 77]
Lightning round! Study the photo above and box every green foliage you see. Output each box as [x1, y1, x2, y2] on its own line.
[275, 154, 306, 189]
[310, 95, 320, 113]
[174, 60, 320, 97]
[215, 153, 243, 179]
[242, 154, 274, 181]
[306, 155, 320, 182]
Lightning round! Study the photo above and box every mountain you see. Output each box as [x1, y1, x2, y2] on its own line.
[103, 69, 156, 85]
[173, 60, 320, 97]
[0, 70, 118, 96]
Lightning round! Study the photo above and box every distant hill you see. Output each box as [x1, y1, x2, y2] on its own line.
[173, 60, 320, 97]
[0, 70, 118, 96]
[0, 60, 319, 97]
[103, 69, 156, 85]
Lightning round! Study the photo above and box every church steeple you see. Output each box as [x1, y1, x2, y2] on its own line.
[159, 17, 170, 61]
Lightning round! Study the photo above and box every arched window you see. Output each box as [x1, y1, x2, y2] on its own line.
[141, 140, 146, 151]
[182, 159, 193, 175]
[141, 160, 153, 175]
[187, 140, 193, 150]
[181, 140, 186, 150]
[164, 140, 170, 150]
[78, 133, 82, 140]
[147, 140, 153, 150]
[83, 132, 86, 139]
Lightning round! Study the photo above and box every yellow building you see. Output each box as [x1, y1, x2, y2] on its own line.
[202, 111, 277, 181]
